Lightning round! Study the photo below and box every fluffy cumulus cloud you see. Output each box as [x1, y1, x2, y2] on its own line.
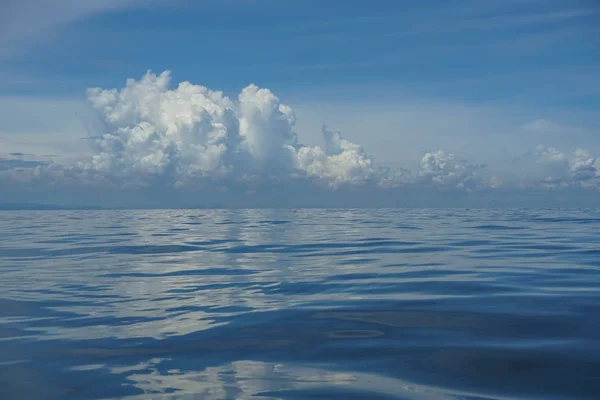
[296, 126, 405, 187]
[1, 70, 600, 194]
[77, 70, 395, 188]
[417, 151, 488, 189]
[535, 146, 599, 188]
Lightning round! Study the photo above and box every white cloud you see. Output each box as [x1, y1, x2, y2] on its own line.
[1, 70, 600, 195]
[78, 70, 396, 188]
[293, 99, 518, 169]
[535, 145, 599, 188]
[417, 150, 487, 189]
[537, 145, 566, 163]
[296, 126, 407, 187]
[570, 148, 597, 183]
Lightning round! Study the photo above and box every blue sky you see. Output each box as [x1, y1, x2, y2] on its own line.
[0, 0, 599, 207]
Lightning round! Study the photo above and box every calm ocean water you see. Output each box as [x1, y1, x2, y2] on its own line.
[1, 209, 600, 400]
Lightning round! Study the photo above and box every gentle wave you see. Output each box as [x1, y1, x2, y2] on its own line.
[1, 208, 600, 399]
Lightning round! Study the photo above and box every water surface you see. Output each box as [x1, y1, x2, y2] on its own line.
[1, 209, 599, 399]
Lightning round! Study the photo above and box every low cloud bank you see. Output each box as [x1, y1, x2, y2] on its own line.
[1, 71, 598, 193]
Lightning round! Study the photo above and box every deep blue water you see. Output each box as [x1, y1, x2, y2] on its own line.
[1, 209, 600, 400]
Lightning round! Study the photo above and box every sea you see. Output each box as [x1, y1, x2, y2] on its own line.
[1, 208, 599, 400]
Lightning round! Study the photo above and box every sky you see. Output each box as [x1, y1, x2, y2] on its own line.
[0, 0, 599, 208]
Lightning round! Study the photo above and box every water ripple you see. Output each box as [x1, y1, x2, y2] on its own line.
[1, 208, 600, 399]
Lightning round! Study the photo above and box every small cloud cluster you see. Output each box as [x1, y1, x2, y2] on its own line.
[296, 126, 396, 187]
[417, 150, 487, 190]
[535, 145, 600, 188]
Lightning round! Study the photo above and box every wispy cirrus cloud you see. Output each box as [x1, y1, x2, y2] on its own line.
[0, 0, 161, 60]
